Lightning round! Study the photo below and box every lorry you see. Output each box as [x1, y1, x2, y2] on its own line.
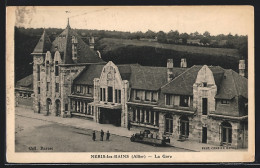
[130, 130, 170, 146]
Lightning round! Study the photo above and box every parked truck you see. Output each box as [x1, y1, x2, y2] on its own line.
[130, 130, 170, 146]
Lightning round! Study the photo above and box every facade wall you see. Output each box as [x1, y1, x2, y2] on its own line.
[33, 51, 85, 117]
[33, 55, 44, 114]
[92, 62, 129, 127]
[31, 54, 248, 149]
[60, 65, 85, 117]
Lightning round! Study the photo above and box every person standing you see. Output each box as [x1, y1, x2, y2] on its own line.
[106, 130, 110, 141]
[92, 131, 96, 141]
[100, 129, 104, 141]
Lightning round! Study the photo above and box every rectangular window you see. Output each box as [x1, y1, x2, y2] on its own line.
[38, 87, 40, 94]
[28, 93, 31, 98]
[145, 91, 151, 101]
[135, 90, 142, 100]
[151, 92, 158, 102]
[46, 66, 49, 75]
[47, 82, 50, 91]
[87, 86, 92, 94]
[132, 108, 136, 121]
[76, 85, 80, 93]
[180, 95, 189, 107]
[80, 85, 83, 93]
[20, 92, 23, 97]
[166, 94, 170, 105]
[203, 82, 207, 87]
[55, 83, 59, 92]
[166, 94, 173, 105]
[118, 90, 121, 103]
[37, 65, 40, 81]
[108, 86, 113, 102]
[115, 89, 118, 103]
[202, 98, 208, 115]
[65, 104, 68, 111]
[100, 88, 103, 101]
[221, 100, 229, 104]
[55, 62, 59, 76]
[103, 88, 106, 101]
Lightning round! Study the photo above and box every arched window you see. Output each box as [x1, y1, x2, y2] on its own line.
[165, 114, 173, 134]
[180, 116, 189, 138]
[221, 121, 232, 145]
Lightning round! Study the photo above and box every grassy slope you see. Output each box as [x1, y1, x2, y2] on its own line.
[98, 38, 239, 57]
[96, 38, 240, 71]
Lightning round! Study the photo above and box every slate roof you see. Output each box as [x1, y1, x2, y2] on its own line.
[32, 30, 52, 54]
[161, 65, 248, 99]
[73, 64, 186, 91]
[15, 74, 33, 90]
[73, 64, 105, 85]
[161, 65, 203, 95]
[128, 65, 185, 90]
[50, 22, 104, 64]
[215, 70, 248, 99]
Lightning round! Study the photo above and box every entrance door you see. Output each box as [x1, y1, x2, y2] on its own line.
[100, 108, 121, 126]
[108, 87, 113, 102]
[55, 100, 61, 116]
[202, 127, 207, 143]
[222, 122, 232, 146]
[46, 99, 51, 115]
[202, 98, 208, 115]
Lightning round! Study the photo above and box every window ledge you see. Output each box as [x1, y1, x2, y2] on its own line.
[131, 122, 159, 129]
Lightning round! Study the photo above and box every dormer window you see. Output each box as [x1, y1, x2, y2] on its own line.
[221, 100, 229, 104]
[180, 95, 189, 107]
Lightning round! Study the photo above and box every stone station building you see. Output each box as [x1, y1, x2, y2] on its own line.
[17, 20, 248, 148]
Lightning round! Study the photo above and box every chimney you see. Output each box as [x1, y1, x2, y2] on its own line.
[89, 36, 95, 49]
[180, 58, 187, 68]
[167, 59, 174, 82]
[239, 59, 245, 77]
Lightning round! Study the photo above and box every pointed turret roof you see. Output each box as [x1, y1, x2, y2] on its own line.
[50, 19, 105, 64]
[32, 29, 52, 54]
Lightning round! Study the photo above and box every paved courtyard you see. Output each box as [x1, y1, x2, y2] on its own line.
[15, 106, 245, 152]
[15, 114, 191, 152]
[15, 116, 191, 152]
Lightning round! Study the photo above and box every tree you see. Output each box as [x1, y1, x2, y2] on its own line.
[167, 30, 179, 42]
[180, 33, 189, 44]
[145, 30, 156, 39]
[200, 37, 210, 45]
[203, 31, 210, 37]
[157, 31, 167, 43]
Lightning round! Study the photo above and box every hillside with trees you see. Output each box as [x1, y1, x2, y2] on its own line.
[14, 27, 248, 82]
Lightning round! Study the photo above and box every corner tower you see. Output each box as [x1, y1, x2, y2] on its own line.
[31, 29, 52, 113]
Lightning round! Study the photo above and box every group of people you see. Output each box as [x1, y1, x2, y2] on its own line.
[92, 129, 110, 141]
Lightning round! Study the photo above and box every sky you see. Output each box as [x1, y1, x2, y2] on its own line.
[15, 6, 253, 36]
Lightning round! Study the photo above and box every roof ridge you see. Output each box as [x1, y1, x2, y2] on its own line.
[160, 65, 196, 89]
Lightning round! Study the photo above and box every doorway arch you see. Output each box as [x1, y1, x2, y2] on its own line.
[221, 121, 232, 146]
[46, 98, 52, 115]
[180, 115, 189, 138]
[55, 99, 61, 116]
[165, 113, 173, 134]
